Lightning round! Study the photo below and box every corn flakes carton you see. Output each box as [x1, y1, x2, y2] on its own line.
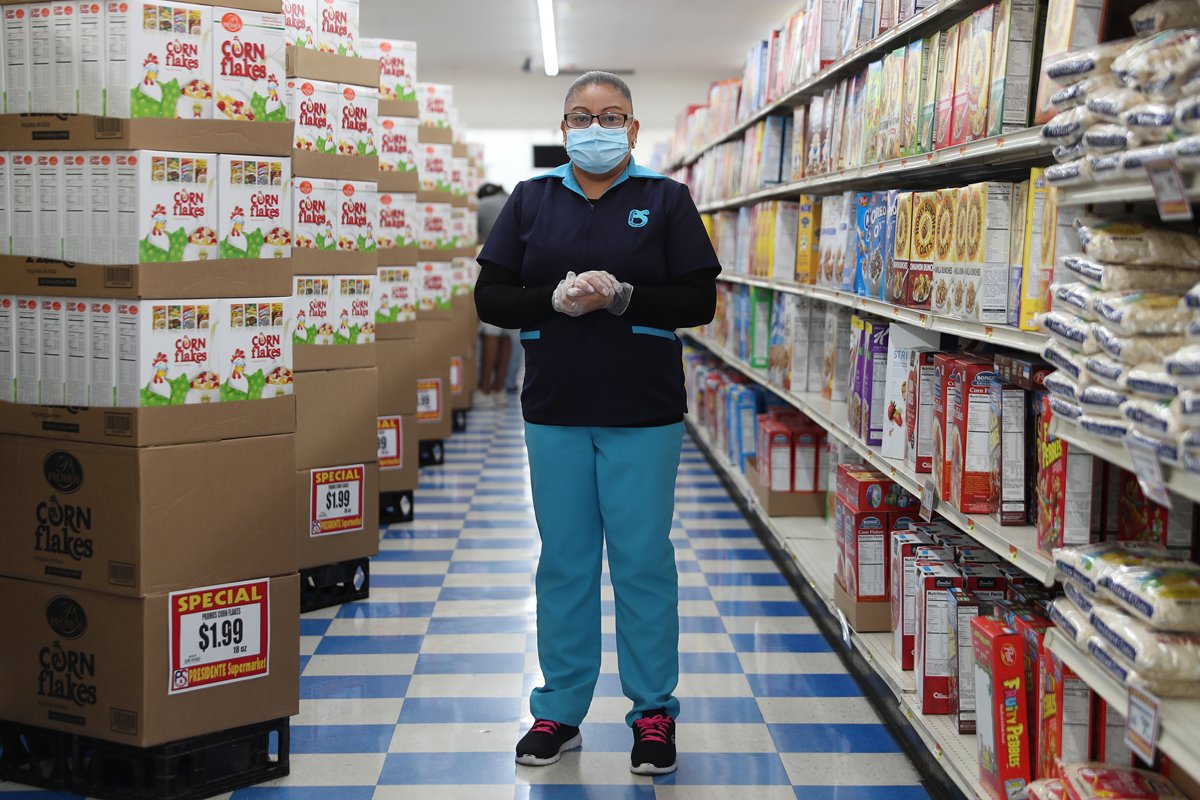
[121, 149, 217, 263]
[449, 156, 468, 200]
[417, 81, 452, 128]
[6, 5, 31, 113]
[379, 116, 418, 173]
[360, 37, 416, 102]
[375, 266, 416, 324]
[417, 261, 451, 312]
[39, 297, 66, 406]
[417, 202, 452, 251]
[35, 152, 63, 260]
[375, 191, 415, 250]
[337, 83, 377, 157]
[105, 0, 213, 120]
[116, 298, 217, 406]
[29, 2, 53, 114]
[212, 8, 286, 123]
[292, 176, 338, 251]
[289, 78, 338, 154]
[79, 1, 106, 116]
[85, 152, 113, 263]
[51, 1, 80, 115]
[62, 153, 89, 263]
[331, 274, 374, 344]
[88, 298, 116, 406]
[214, 297, 293, 400]
[14, 297, 38, 403]
[10, 153, 35, 258]
[315, 0, 356, 57]
[335, 179, 376, 252]
[0, 297, 16, 403]
[291, 275, 334, 345]
[0, 154, 10, 257]
[418, 143, 451, 193]
[281, 0, 314, 49]
[217, 154, 291, 259]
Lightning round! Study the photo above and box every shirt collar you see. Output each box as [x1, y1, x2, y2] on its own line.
[529, 156, 664, 199]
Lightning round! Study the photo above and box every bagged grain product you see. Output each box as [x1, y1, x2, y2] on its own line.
[1040, 311, 1100, 353]
[1093, 292, 1192, 336]
[1090, 601, 1200, 684]
[1120, 143, 1174, 174]
[1078, 384, 1128, 417]
[1095, 327, 1186, 364]
[1044, 370, 1082, 402]
[1121, 396, 1183, 437]
[1084, 353, 1129, 388]
[1125, 363, 1183, 399]
[1174, 134, 1200, 166]
[1042, 340, 1089, 381]
[1074, 215, 1200, 266]
[1172, 388, 1200, 423]
[1060, 255, 1200, 293]
[1086, 87, 1146, 122]
[1041, 106, 1095, 145]
[1054, 540, 1175, 595]
[1051, 282, 1101, 319]
[1079, 413, 1131, 439]
[1045, 159, 1093, 185]
[1048, 597, 1092, 646]
[1122, 102, 1177, 142]
[1049, 40, 1137, 85]
[1052, 142, 1086, 163]
[1051, 396, 1085, 420]
[1112, 29, 1200, 100]
[1164, 345, 1200, 388]
[1132, 0, 1200, 36]
[1082, 124, 1139, 154]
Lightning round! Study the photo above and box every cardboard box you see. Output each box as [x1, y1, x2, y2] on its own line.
[374, 265, 417, 334]
[1035, 395, 1099, 557]
[915, 561, 963, 714]
[887, 191, 913, 305]
[949, 357, 996, 514]
[987, 0, 1040, 137]
[212, 8, 287, 124]
[104, 1, 213, 121]
[931, 189, 956, 316]
[213, 297, 293, 400]
[378, 412, 416, 492]
[951, 6, 994, 146]
[376, 336, 415, 416]
[336, 83, 377, 157]
[1036, 645, 1091, 780]
[948, 588, 987, 733]
[843, 506, 890, 602]
[0, 296, 16, 402]
[0, 432, 296, 594]
[0, 116, 290, 155]
[1116, 469, 1197, 553]
[891, 529, 934, 669]
[883, 325, 939, 460]
[297, 461, 378, 568]
[905, 349, 938, 473]
[901, 39, 929, 157]
[990, 379, 1028, 525]
[0, 256, 292, 299]
[414, 316, 452, 440]
[115, 298, 217, 407]
[837, 464, 915, 514]
[972, 616, 1033, 800]
[835, 580, 891, 632]
[375, 191, 415, 252]
[0, 572, 299, 747]
[861, 319, 889, 446]
[217, 154, 291, 259]
[933, 22, 961, 151]
[286, 43, 377, 85]
[1032, 0, 1108, 124]
[906, 191, 936, 309]
[932, 353, 957, 500]
[747, 455, 826, 518]
[293, 366, 377, 470]
[793, 196, 820, 283]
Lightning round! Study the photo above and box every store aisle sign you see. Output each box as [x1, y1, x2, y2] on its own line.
[168, 578, 270, 695]
[310, 464, 365, 536]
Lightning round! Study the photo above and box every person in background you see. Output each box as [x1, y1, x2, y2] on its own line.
[474, 71, 720, 776]
[474, 182, 513, 408]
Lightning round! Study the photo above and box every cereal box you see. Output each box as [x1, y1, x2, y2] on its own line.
[330, 275, 374, 344]
[842, 192, 872, 293]
[891, 529, 934, 669]
[62, 153, 88, 263]
[930, 188, 956, 316]
[105, 1, 213, 120]
[337, 84, 377, 157]
[360, 38, 416, 102]
[848, 315, 866, 433]
[52, 1, 80, 114]
[888, 192, 913, 304]
[375, 191, 415, 250]
[952, 6, 995, 146]
[1017, 168, 1050, 330]
[901, 39, 928, 157]
[212, 8, 287, 123]
[1035, 395, 1100, 557]
[418, 261, 451, 312]
[417, 81, 452, 128]
[1116, 469, 1196, 552]
[291, 275, 333, 345]
[9, 153, 35, 258]
[78, 0, 104, 115]
[315, 0, 356, 57]
[949, 187, 971, 319]
[816, 194, 844, 288]
[116, 298, 217, 406]
[1007, 179, 1029, 328]
[289, 78, 339, 154]
[378, 115, 418, 173]
[122, 150, 217, 263]
[932, 353, 958, 499]
[862, 61, 884, 166]
[788, 296, 813, 392]
[62, 298, 87, 407]
[990, 379, 1029, 525]
[88, 298, 116, 406]
[6, 5, 31, 113]
[972, 616, 1033, 800]
[29, 2, 53, 114]
[905, 349, 938, 473]
[1033, 0, 1106, 123]
[987, 0, 1038, 137]
[823, 306, 852, 401]
[793, 195, 820, 283]
[374, 266, 416, 324]
[291, 177, 338, 252]
[907, 191, 935, 309]
[450, 156, 469, 202]
[883, 326, 939, 460]
[862, 321, 889, 446]
[35, 152, 63, 261]
[948, 587, 986, 733]
[843, 508, 890, 601]
[948, 356, 996, 514]
[805, 302, 826, 394]
[38, 297, 65, 405]
[0, 297, 14, 402]
[915, 561, 963, 713]
[767, 292, 794, 389]
[85, 152, 113, 263]
[417, 201, 452, 251]
[281, 0, 314, 49]
[879, 46, 906, 161]
[933, 22, 960, 151]
[418, 142, 452, 194]
[335, 179, 377, 253]
[218, 154, 291, 259]
[917, 33, 942, 152]
[213, 297, 292, 399]
[15, 297, 39, 403]
[863, 192, 888, 299]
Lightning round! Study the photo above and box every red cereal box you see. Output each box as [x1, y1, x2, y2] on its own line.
[915, 562, 963, 714]
[1037, 644, 1090, 781]
[1060, 764, 1184, 800]
[959, 563, 1008, 602]
[1116, 468, 1198, 555]
[972, 616, 1033, 800]
[1009, 611, 1053, 769]
[1036, 396, 1102, 557]
[844, 509, 891, 601]
[837, 464, 917, 514]
[949, 357, 997, 514]
[892, 529, 934, 669]
[932, 353, 959, 500]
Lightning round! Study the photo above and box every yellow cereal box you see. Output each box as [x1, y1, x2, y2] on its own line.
[794, 195, 821, 283]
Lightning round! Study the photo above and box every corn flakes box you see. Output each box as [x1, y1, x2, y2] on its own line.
[61, 153, 89, 264]
[417, 81, 452, 128]
[337, 84, 377, 157]
[35, 152, 63, 261]
[888, 192, 914, 305]
[88, 298, 116, 406]
[331, 274, 374, 344]
[213, 8, 287, 123]
[38, 297, 66, 406]
[375, 191, 415, 251]
[116, 298, 217, 406]
[933, 22, 961, 151]
[417, 261, 451, 312]
[375, 266, 416, 324]
[289, 78, 339, 154]
[6, 5, 31, 114]
[14, 297, 38, 403]
[418, 142, 451, 194]
[29, 2, 54, 114]
[78, 1, 105, 116]
[901, 39, 928, 157]
[315, 0, 356, 57]
[281, 0, 314, 49]
[291, 275, 334, 345]
[217, 154, 291, 259]
[931, 188, 956, 315]
[987, 0, 1039, 137]
[105, 0, 213, 119]
[378, 115, 418, 173]
[450, 156, 468, 201]
[62, 298, 89, 407]
[360, 37, 416, 102]
[51, 1, 80, 115]
[214, 297, 292, 400]
[417, 201, 452, 251]
[880, 46, 906, 161]
[335, 179, 376, 253]
[9, 153, 35, 258]
[292, 177, 337, 252]
[123, 150, 217, 264]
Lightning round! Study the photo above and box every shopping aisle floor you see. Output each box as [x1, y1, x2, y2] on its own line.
[0, 403, 932, 800]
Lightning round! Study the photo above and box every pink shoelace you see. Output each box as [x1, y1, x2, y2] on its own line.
[530, 719, 562, 735]
[634, 714, 673, 743]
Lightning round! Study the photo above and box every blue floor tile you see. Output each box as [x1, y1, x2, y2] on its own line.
[314, 635, 424, 654]
[414, 511, 471, 521]
[676, 561, 702, 573]
[439, 585, 533, 601]
[677, 585, 713, 600]
[299, 655, 310, 674]
[232, 789, 377, 800]
[715, 600, 810, 617]
[653, 752, 791, 785]
[517, 786, 656, 800]
[300, 618, 331, 636]
[679, 616, 726, 633]
[399, 697, 523, 724]
[677, 510, 747, 520]
[704, 571, 788, 586]
[679, 697, 763, 723]
[372, 549, 455, 562]
[290, 724, 395, 753]
[475, 488, 531, 496]
[335, 602, 438, 619]
[379, 752, 517, 784]
[693, 548, 773, 560]
[449, 560, 533, 574]
[769, 723, 902, 753]
[791, 787, 932, 800]
[729, 633, 831, 653]
[457, 537, 538, 549]
[464, 518, 537, 529]
[427, 615, 532, 635]
[299, 674, 411, 699]
[415, 653, 527, 674]
[678, 652, 745, 674]
[746, 673, 863, 697]
[687, 527, 758, 539]
[371, 573, 446, 587]
[383, 527, 461, 539]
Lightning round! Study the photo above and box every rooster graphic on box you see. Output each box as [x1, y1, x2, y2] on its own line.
[146, 204, 171, 252]
[225, 205, 248, 252]
[148, 352, 172, 399]
[140, 54, 163, 103]
[226, 347, 249, 395]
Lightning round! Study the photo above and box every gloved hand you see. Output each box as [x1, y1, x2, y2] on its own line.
[567, 270, 620, 298]
[552, 271, 585, 316]
[607, 281, 634, 316]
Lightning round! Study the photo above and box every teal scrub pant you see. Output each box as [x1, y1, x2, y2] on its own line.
[524, 421, 684, 728]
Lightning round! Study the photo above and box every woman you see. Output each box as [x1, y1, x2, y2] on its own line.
[474, 71, 720, 776]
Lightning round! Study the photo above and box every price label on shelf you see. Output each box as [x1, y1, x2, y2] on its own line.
[310, 464, 366, 537]
[168, 578, 270, 695]
[1145, 159, 1193, 221]
[1123, 435, 1172, 509]
[919, 480, 937, 522]
[1124, 684, 1161, 764]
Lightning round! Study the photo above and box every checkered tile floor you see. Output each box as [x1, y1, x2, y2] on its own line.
[1, 402, 933, 800]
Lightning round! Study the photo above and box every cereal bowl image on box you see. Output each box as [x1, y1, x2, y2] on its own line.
[292, 276, 336, 345]
[213, 8, 287, 122]
[215, 298, 293, 400]
[117, 300, 217, 406]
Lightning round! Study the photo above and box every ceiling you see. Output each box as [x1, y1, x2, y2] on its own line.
[360, 0, 798, 128]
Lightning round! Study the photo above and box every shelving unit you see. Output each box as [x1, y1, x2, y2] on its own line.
[695, 126, 1050, 211]
[687, 417, 985, 800]
[685, 332, 1057, 585]
[716, 275, 1050, 355]
[1052, 174, 1200, 208]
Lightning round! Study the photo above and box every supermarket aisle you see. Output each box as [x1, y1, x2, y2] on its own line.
[0, 404, 932, 800]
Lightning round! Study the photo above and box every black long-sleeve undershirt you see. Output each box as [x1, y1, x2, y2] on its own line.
[473, 264, 719, 331]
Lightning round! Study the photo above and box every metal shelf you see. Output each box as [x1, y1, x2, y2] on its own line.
[694, 126, 1050, 210]
[1046, 628, 1200, 782]
[1053, 175, 1200, 207]
[685, 332, 1057, 585]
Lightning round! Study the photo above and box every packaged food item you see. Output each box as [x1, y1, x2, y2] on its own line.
[1041, 106, 1094, 146]
[1094, 292, 1192, 336]
[1051, 282, 1100, 320]
[1044, 371, 1080, 402]
[335, 180, 377, 252]
[1040, 312, 1099, 353]
[1026, 779, 1065, 800]
[1078, 384, 1127, 417]
[971, 616, 1032, 800]
[948, 588, 986, 734]
[115, 299, 217, 406]
[213, 298, 292, 400]
[1042, 341, 1088, 382]
[289, 78, 339, 154]
[212, 8, 287, 123]
[360, 38, 417, 102]
[1045, 159, 1093, 186]
[1089, 603, 1200, 680]
[1084, 353, 1128, 388]
[1125, 363, 1182, 399]
[1060, 764, 1185, 800]
[337, 84, 378, 157]
[1050, 396, 1084, 420]
[1088, 632, 1200, 695]
[417, 81, 453, 128]
[990, 378, 1029, 525]
[1112, 29, 1200, 100]
[217, 155, 291, 259]
[1095, 327, 1186, 364]
[292, 276, 333, 344]
[916, 561, 964, 713]
[1122, 102, 1177, 142]
[1132, 0, 1200, 36]
[1054, 540, 1174, 595]
[1060, 255, 1200, 294]
[330, 274, 374, 343]
[316, 0, 357, 56]
[105, 1, 214, 119]
[1050, 81, 1089, 111]
[1048, 597, 1092, 646]
[1037, 396, 1101, 555]
[1165, 344, 1200, 389]
[904, 349, 939, 473]
[282, 0, 315, 48]
[1053, 142, 1086, 163]
[1086, 87, 1146, 123]
[1047, 39, 1133, 86]
[123, 150, 218, 264]
[1082, 124, 1138, 155]
[1079, 413, 1131, 439]
[1120, 396, 1180, 438]
[1175, 134, 1200, 167]
[1120, 143, 1173, 174]
[1103, 561, 1200, 632]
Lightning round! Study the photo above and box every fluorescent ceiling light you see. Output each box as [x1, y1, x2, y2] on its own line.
[537, 0, 559, 77]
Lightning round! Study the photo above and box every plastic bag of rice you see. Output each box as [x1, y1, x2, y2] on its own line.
[1040, 311, 1100, 352]
[1121, 143, 1174, 174]
[1132, 0, 1200, 36]
[1080, 413, 1132, 439]
[1048, 598, 1093, 647]
[1042, 106, 1096, 145]
[1089, 603, 1200, 680]
[1087, 87, 1147, 122]
[1083, 123, 1140, 154]
[1051, 281, 1102, 319]
[1059, 255, 1200, 293]
[1122, 103, 1177, 142]
[1163, 345, 1200, 387]
[1093, 292, 1193, 335]
[1084, 352, 1130, 388]
[1094, 326, 1187, 363]
[1122, 396, 1183, 437]
[1113, 29, 1200, 101]
[1125, 363, 1183, 399]
[1054, 540, 1175, 595]
[1171, 388, 1200, 424]
[1051, 396, 1086, 421]
[1044, 340, 1090, 381]
[1046, 158, 1094, 185]
[1074, 215, 1200, 267]
[1044, 370, 1083, 402]
[1104, 561, 1200, 632]
[1051, 39, 1138, 86]
[1079, 384, 1129, 416]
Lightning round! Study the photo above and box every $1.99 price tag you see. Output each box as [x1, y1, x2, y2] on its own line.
[168, 578, 270, 695]
[416, 378, 442, 422]
[310, 464, 365, 536]
[378, 416, 402, 469]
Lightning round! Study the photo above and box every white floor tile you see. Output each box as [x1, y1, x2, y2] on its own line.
[387, 723, 521, 754]
[515, 751, 655, 786]
[780, 752, 923, 785]
[676, 672, 755, 698]
[296, 697, 404, 726]
[254, 754, 386, 786]
[303, 654, 419, 676]
[434, 600, 535, 617]
[420, 634, 528, 654]
[721, 617, 820, 635]
[406, 673, 526, 698]
[325, 617, 430, 637]
[444, 573, 535, 587]
[757, 697, 882, 725]
[675, 722, 775, 752]
[374, 785, 516, 800]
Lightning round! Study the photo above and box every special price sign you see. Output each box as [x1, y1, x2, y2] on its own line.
[450, 356, 464, 394]
[310, 464, 365, 536]
[168, 578, 270, 695]
[378, 416, 402, 469]
[416, 378, 442, 422]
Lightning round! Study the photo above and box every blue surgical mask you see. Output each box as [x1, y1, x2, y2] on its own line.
[565, 125, 630, 175]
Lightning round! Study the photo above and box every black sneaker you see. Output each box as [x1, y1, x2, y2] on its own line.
[515, 719, 582, 766]
[631, 709, 677, 775]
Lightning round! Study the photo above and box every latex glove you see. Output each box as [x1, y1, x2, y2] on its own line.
[552, 271, 585, 316]
[567, 270, 620, 298]
[607, 282, 634, 316]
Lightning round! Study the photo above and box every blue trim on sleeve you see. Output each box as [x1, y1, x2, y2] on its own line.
[519, 330, 541, 341]
[631, 326, 677, 341]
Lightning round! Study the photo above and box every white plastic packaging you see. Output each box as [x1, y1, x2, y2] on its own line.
[1080, 413, 1132, 439]
[1049, 39, 1137, 86]
[1121, 144, 1174, 174]
[1174, 134, 1200, 167]
[1079, 384, 1129, 417]
[1175, 93, 1200, 135]
[1054, 540, 1175, 595]
[1049, 597, 1093, 647]
[1040, 311, 1101, 353]
[1123, 103, 1177, 142]
[1060, 255, 1200, 293]
[1103, 561, 1200, 633]
[1121, 396, 1181, 437]
[1063, 763, 1188, 798]
[1074, 215, 1200, 267]
[1083, 124, 1139, 154]
[1044, 340, 1089, 381]
[1065, 579, 1100, 615]
[1042, 107, 1096, 145]
[1093, 292, 1193, 335]
[1051, 396, 1086, 421]
[1051, 281, 1101, 320]
[1171, 388, 1200, 424]
[1046, 158, 1093, 185]
[1085, 352, 1130, 388]
[1087, 88, 1147, 122]
[1125, 363, 1183, 399]
[1045, 370, 1082, 402]
[1132, 0, 1200, 36]
[1095, 326, 1187, 364]
[1054, 142, 1087, 163]
[1112, 29, 1200, 101]
[1163, 345, 1200, 388]
[1127, 427, 1182, 463]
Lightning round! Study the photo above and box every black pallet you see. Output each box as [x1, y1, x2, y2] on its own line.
[419, 439, 445, 467]
[452, 409, 469, 432]
[380, 489, 414, 525]
[301, 556, 370, 613]
[0, 717, 289, 800]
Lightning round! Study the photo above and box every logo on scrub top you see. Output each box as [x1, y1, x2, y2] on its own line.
[628, 209, 649, 228]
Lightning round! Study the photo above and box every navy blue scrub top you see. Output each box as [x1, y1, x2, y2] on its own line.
[477, 157, 721, 428]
